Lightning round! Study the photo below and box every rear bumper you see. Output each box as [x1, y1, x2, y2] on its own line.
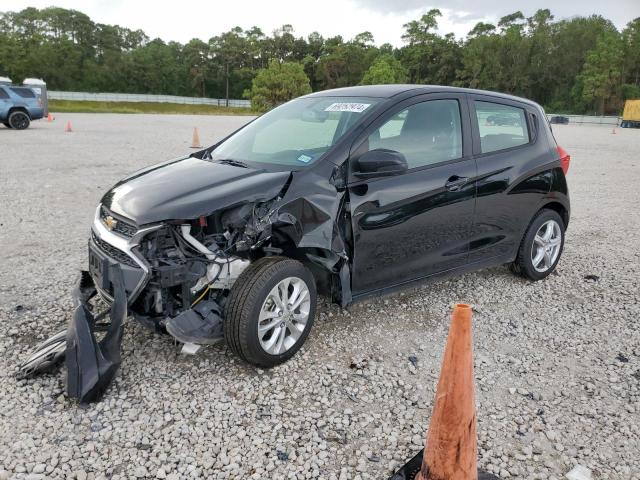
[29, 107, 45, 120]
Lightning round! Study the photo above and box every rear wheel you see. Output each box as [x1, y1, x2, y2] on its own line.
[224, 257, 317, 368]
[8, 111, 30, 130]
[511, 209, 565, 281]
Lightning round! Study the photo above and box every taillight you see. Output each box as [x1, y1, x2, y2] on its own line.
[557, 146, 570, 174]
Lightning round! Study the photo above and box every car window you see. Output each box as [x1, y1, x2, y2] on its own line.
[474, 101, 529, 153]
[366, 99, 462, 169]
[0, 88, 9, 99]
[9, 87, 36, 98]
[253, 116, 340, 154]
[210, 96, 381, 167]
[9, 87, 35, 98]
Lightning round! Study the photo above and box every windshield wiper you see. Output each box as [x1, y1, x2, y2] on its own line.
[216, 158, 250, 168]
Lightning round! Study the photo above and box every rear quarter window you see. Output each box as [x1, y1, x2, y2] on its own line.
[474, 101, 529, 153]
[0, 88, 9, 99]
[9, 87, 36, 98]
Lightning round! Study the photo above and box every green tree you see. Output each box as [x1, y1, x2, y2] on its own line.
[245, 59, 311, 111]
[360, 54, 406, 84]
[210, 27, 249, 105]
[622, 18, 640, 87]
[579, 31, 625, 114]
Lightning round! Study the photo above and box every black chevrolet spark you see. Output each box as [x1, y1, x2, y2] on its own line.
[21, 85, 571, 399]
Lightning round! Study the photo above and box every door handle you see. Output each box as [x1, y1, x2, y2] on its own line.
[445, 175, 469, 192]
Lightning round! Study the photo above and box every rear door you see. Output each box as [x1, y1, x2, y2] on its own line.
[348, 93, 476, 295]
[468, 95, 553, 262]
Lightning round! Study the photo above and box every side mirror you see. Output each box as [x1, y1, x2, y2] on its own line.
[355, 149, 408, 178]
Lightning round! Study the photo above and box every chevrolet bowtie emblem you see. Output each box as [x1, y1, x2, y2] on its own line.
[104, 215, 118, 231]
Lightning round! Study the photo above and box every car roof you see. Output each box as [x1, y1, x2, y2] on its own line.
[305, 84, 539, 107]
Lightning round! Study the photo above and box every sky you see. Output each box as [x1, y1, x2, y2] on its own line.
[2, 0, 639, 46]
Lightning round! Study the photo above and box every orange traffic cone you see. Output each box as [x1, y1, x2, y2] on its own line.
[390, 304, 498, 480]
[416, 303, 477, 480]
[47, 113, 54, 122]
[65, 121, 73, 133]
[190, 127, 202, 148]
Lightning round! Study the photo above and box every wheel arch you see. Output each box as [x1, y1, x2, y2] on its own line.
[538, 200, 569, 230]
[8, 106, 30, 118]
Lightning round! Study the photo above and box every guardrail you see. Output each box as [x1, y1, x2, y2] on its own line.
[48, 91, 251, 108]
[546, 114, 620, 126]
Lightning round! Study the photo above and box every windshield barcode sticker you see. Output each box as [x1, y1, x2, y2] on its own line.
[324, 102, 371, 113]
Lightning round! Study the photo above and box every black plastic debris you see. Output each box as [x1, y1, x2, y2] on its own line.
[584, 274, 600, 282]
[17, 329, 67, 378]
[165, 300, 224, 345]
[14, 304, 23, 312]
[66, 265, 127, 404]
[616, 353, 630, 363]
[389, 449, 500, 480]
[408, 355, 418, 367]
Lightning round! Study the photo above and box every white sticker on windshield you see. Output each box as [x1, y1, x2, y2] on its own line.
[324, 102, 371, 113]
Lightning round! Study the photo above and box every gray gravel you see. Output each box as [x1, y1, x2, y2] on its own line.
[1, 115, 639, 479]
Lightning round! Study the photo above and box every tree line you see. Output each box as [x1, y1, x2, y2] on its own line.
[1, 7, 639, 113]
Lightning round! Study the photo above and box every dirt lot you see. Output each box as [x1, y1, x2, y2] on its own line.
[1, 114, 639, 480]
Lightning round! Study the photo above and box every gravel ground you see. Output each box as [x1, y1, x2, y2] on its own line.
[1, 115, 639, 480]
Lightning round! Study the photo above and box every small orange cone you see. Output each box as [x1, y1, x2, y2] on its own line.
[47, 113, 54, 122]
[190, 127, 202, 148]
[65, 121, 73, 133]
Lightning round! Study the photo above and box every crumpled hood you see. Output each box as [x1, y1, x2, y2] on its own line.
[101, 156, 291, 225]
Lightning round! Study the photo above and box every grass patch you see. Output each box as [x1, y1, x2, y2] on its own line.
[49, 99, 256, 115]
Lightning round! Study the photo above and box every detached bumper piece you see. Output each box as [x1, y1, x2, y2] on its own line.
[17, 266, 128, 404]
[389, 450, 499, 480]
[67, 265, 127, 403]
[165, 300, 224, 345]
[16, 329, 67, 378]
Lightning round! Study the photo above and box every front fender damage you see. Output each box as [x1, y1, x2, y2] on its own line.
[17, 265, 128, 404]
[265, 169, 353, 307]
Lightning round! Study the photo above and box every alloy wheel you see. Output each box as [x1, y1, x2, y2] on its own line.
[531, 219, 562, 273]
[258, 276, 311, 355]
[10, 112, 29, 129]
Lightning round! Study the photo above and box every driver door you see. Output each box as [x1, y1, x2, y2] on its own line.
[348, 93, 476, 296]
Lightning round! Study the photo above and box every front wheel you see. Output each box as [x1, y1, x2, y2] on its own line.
[8, 111, 30, 130]
[224, 257, 317, 368]
[511, 209, 565, 281]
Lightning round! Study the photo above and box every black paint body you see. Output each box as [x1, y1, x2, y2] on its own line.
[101, 85, 570, 305]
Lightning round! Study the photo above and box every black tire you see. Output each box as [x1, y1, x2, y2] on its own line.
[8, 110, 30, 130]
[3, 121, 12, 129]
[224, 256, 317, 368]
[511, 209, 565, 281]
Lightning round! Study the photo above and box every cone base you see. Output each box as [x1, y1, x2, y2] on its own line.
[389, 450, 500, 480]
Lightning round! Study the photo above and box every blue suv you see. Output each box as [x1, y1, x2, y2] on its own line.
[0, 85, 45, 129]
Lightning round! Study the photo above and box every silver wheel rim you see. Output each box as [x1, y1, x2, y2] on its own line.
[531, 219, 562, 272]
[258, 276, 310, 355]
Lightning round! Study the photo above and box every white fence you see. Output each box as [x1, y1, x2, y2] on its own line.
[546, 114, 620, 126]
[48, 91, 251, 108]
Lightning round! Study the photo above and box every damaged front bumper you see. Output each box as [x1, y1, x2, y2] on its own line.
[17, 266, 128, 404]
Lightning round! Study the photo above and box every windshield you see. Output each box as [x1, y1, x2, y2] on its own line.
[210, 96, 381, 167]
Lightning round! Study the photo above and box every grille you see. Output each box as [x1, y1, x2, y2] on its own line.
[91, 231, 140, 268]
[100, 206, 137, 238]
